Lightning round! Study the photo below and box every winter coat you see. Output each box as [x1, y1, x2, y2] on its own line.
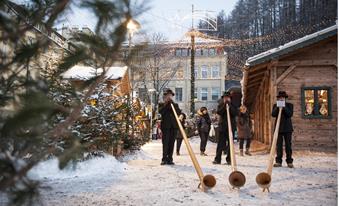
[159, 101, 181, 130]
[196, 110, 211, 133]
[217, 100, 237, 134]
[176, 118, 186, 139]
[272, 102, 294, 133]
[237, 111, 251, 139]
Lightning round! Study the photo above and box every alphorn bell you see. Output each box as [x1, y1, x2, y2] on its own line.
[170, 104, 216, 191]
[226, 104, 246, 189]
[256, 107, 283, 192]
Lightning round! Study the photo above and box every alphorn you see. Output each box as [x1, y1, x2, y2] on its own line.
[170, 103, 216, 191]
[226, 104, 246, 189]
[256, 107, 282, 192]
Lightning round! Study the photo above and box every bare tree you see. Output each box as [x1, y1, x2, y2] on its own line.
[132, 32, 183, 115]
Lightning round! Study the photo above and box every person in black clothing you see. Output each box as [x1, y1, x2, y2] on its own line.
[196, 107, 211, 156]
[213, 91, 237, 165]
[176, 113, 186, 156]
[158, 89, 181, 165]
[272, 91, 294, 168]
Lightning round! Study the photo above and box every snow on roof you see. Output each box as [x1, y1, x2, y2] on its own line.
[246, 24, 338, 67]
[61, 65, 128, 80]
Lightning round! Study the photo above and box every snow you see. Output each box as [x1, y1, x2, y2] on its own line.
[28, 155, 127, 180]
[61, 65, 128, 80]
[246, 24, 337, 65]
[0, 138, 337, 206]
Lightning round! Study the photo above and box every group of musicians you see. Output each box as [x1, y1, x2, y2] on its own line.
[158, 88, 294, 168]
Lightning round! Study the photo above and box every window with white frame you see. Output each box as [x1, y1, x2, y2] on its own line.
[181, 49, 188, 56]
[194, 88, 198, 100]
[212, 65, 220, 78]
[201, 88, 208, 101]
[201, 66, 209, 79]
[175, 88, 183, 102]
[194, 66, 199, 79]
[212, 87, 220, 100]
[209, 48, 216, 56]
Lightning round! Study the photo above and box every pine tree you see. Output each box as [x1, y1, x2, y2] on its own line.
[0, 0, 146, 205]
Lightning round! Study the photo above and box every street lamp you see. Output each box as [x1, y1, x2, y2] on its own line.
[126, 18, 141, 138]
[148, 88, 156, 141]
[127, 18, 141, 97]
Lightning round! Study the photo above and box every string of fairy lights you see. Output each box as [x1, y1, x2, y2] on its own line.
[141, 9, 336, 71]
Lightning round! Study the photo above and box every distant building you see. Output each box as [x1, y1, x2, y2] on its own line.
[133, 37, 227, 114]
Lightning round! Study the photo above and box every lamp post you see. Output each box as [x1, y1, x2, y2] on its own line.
[127, 19, 141, 138]
[127, 19, 141, 97]
[148, 88, 156, 141]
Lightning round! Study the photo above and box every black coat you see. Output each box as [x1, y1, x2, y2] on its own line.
[159, 101, 181, 130]
[197, 113, 211, 133]
[217, 100, 237, 133]
[272, 103, 294, 133]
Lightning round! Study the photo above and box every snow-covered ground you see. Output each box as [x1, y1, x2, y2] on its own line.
[1, 137, 337, 206]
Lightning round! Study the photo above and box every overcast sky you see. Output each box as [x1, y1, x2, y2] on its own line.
[63, 0, 238, 41]
[15, 0, 238, 41]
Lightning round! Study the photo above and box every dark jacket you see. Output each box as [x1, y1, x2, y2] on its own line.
[272, 103, 294, 133]
[176, 117, 186, 139]
[237, 111, 251, 139]
[159, 101, 181, 130]
[217, 100, 237, 133]
[197, 111, 211, 133]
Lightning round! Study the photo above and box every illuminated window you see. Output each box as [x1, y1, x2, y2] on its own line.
[301, 87, 331, 119]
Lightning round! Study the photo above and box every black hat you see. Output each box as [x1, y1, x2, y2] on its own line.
[277, 91, 288, 98]
[164, 89, 175, 96]
[221, 91, 231, 98]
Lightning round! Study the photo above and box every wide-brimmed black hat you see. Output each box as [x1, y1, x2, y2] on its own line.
[277, 91, 288, 98]
[221, 91, 231, 98]
[164, 89, 175, 96]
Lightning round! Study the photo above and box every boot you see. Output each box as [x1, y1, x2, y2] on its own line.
[240, 149, 244, 156]
[245, 148, 252, 156]
[200, 152, 208, 156]
[176, 151, 180, 156]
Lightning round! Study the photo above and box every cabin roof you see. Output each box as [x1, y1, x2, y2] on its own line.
[246, 24, 338, 67]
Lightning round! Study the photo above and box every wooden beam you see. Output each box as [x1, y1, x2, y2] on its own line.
[277, 60, 337, 67]
[276, 64, 296, 85]
[248, 64, 268, 73]
[253, 71, 269, 109]
[247, 81, 261, 89]
[248, 70, 267, 79]
[248, 74, 266, 84]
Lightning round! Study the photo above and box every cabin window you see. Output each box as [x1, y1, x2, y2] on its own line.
[301, 87, 332, 119]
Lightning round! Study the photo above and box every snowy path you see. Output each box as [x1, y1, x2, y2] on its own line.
[2, 137, 337, 206]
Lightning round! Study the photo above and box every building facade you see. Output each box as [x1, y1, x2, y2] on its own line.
[134, 38, 227, 114]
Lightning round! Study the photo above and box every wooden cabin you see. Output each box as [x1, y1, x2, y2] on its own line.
[62, 65, 130, 96]
[242, 25, 337, 152]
